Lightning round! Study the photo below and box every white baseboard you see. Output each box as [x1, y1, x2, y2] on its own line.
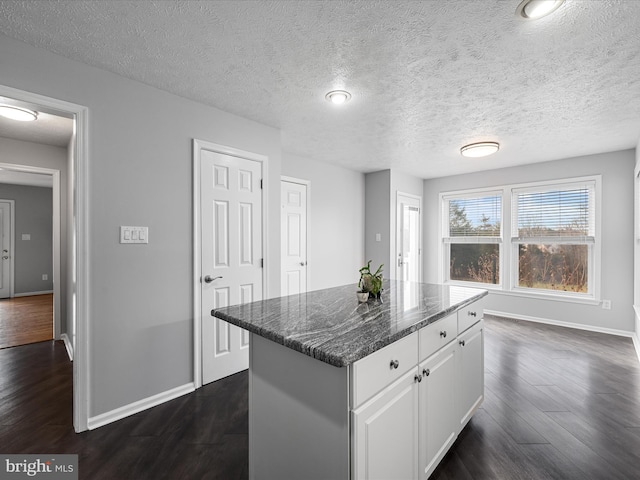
[486, 309, 636, 339]
[13, 290, 54, 297]
[60, 333, 73, 361]
[87, 382, 195, 430]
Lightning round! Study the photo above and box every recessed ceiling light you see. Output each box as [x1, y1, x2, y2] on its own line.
[0, 105, 38, 122]
[325, 90, 351, 105]
[516, 0, 564, 19]
[460, 142, 500, 158]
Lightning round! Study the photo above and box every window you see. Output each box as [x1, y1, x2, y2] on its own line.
[442, 192, 502, 286]
[512, 181, 595, 295]
[441, 176, 599, 301]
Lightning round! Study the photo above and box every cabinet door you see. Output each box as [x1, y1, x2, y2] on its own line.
[419, 341, 458, 478]
[456, 320, 484, 430]
[352, 369, 419, 480]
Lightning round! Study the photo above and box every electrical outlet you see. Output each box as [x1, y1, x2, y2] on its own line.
[602, 299, 612, 310]
[42, 274, 48, 281]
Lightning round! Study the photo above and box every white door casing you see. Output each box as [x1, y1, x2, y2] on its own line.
[280, 178, 308, 296]
[197, 142, 266, 385]
[0, 201, 14, 299]
[0, 84, 90, 433]
[397, 193, 422, 283]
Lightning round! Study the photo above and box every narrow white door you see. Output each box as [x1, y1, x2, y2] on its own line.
[201, 149, 263, 385]
[280, 180, 307, 296]
[0, 201, 12, 299]
[397, 194, 422, 283]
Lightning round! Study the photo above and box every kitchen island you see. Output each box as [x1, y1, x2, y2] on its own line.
[213, 280, 487, 480]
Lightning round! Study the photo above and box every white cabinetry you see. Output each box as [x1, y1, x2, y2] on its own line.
[352, 368, 420, 480]
[456, 319, 484, 430]
[352, 300, 484, 479]
[419, 340, 458, 478]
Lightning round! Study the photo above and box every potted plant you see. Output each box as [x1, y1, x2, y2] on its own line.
[358, 260, 384, 301]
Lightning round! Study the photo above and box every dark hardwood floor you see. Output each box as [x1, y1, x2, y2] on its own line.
[0, 294, 54, 349]
[1, 316, 639, 479]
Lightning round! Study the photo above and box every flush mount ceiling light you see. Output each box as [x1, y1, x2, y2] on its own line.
[325, 90, 352, 105]
[516, 0, 564, 19]
[0, 105, 38, 122]
[460, 142, 500, 158]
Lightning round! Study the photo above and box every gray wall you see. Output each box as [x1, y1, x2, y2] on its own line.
[365, 170, 391, 278]
[423, 149, 636, 333]
[1, 34, 282, 417]
[0, 183, 53, 293]
[0, 136, 68, 331]
[281, 153, 365, 291]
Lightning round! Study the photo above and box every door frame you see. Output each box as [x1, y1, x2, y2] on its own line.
[0, 168, 60, 337]
[396, 191, 423, 282]
[0, 199, 15, 298]
[280, 176, 310, 295]
[0, 84, 90, 432]
[192, 139, 269, 389]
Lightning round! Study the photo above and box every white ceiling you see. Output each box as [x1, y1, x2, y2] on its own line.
[0, 109, 73, 148]
[0, 0, 639, 179]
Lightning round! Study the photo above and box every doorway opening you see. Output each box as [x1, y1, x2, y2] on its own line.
[396, 192, 422, 283]
[0, 85, 89, 432]
[0, 167, 60, 349]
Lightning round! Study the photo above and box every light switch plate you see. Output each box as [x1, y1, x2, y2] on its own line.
[120, 226, 148, 244]
[21, 233, 31, 241]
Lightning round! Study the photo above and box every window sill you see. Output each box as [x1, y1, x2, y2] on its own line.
[490, 289, 600, 306]
[444, 281, 600, 306]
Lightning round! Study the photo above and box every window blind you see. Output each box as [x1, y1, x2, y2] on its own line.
[447, 194, 501, 238]
[512, 182, 595, 242]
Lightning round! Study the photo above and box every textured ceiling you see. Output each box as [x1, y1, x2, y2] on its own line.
[0, 0, 639, 178]
[0, 109, 73, 148]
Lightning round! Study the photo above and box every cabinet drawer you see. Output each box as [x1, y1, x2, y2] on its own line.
[351, 332, 418, 409]
[458, 298, 484, 333]
[419, 313, 457, 362]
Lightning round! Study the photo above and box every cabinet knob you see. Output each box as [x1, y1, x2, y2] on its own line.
[468, 311, 477, 317]
[423, 368, 430, 377]
[459, 340, 466, 347]
[439, 330, 447, 338]
[390, 359, 399, 370]
[414, 374, 422, 383]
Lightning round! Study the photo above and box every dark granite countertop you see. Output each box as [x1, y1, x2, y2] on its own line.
[212, 279, 488, 367]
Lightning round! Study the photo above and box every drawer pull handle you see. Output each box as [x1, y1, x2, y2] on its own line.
[459, 340, 466, 347]
[390, 359, 399, 369]
[468, 311, 477, 317]
[440, 330, 447, 338]
[414, 374, 422, 383]
[423, 368, 430, 377]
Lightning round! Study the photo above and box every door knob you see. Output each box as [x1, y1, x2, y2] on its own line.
[299, 261, 307, 266]
[204, 275, 223, 283]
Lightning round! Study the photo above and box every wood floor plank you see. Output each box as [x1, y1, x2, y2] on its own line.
[0, 294, 53, 349]
[2, 316, 640, 479]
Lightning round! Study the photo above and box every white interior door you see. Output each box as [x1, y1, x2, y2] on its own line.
[0, 201, 12, 299]
[397, 193, 422, 283]
[201, 149, 263, 385]
[280, 180, 307, 296]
